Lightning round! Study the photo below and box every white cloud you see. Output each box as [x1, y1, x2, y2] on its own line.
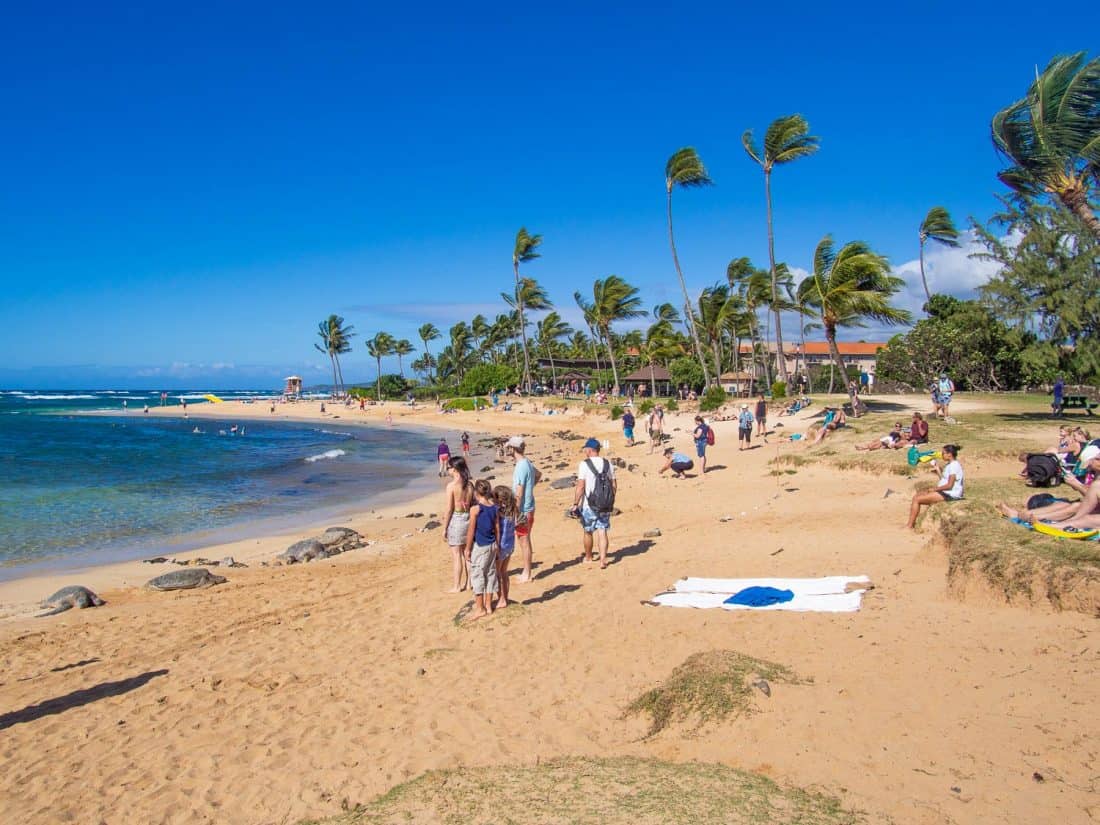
[889, 229, 1007, 316]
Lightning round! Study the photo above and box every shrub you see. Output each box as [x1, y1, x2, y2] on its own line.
[638, 399, 655, 415]
[669, 357, 705, 393]
[459, 364, 519, 397]
[610, 404, 624, 420]
[666, 398, 679, 411]
[443, 397, 480, 412]
[770, 381, 786, 400]
[699, 386, 727, 412]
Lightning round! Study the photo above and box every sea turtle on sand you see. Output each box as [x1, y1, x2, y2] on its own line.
[146, 568, 227, 591]
[316, 527, 364, 554]
[275, 539, 330, 565]
[37, 586, 105, 617]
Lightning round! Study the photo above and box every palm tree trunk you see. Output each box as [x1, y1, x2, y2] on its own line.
[604, 325, 621, 393]
[397, 354, 405, 378]
[1060, 189, 1100, 240]
[799, 319, 812, 394]
[375, 357, 382, 401]
[421, 339, 433, 383]
[667, 187, 712, 387]
[547, 343, 558, 388]
[328, 354, 338, 399]
[918, 237, 932, 311]
[514, 263, 533, 392]
[825, 325, 861, 417]
[649, 362, 657, 398]
[335, 356, 346, 399]
[764, 169, 790, 385]
[748, 324, 760, 397]
[762, 308, 773, 388]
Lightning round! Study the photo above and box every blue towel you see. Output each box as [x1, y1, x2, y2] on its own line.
[724, 586, 795, 607]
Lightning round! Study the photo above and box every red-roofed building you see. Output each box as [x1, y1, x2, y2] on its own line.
[738, 341, 887, 377]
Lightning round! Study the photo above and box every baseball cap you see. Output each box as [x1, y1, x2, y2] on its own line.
[583, 437, 601, 451]
[1080, 444, 1100, 464]
[506, 436, 525, 449]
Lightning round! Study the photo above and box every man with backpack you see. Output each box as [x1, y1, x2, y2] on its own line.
[572, 438, 617, 568]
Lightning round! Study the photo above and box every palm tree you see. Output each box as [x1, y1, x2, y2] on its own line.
[418, 323, 441, 382]
[727, 257, 772, 388]
[366, 332, 396, 400]
[445, 322, 474, 380]
[576, 276, 646, 394]
[742, 115, 820, 384]
[535, 311, 573, 388]
[918, 206, 961, 308]
[640, 319, 677, 398]
[797, 236, 911, 416]
[992, 52, 1100, 238]
[512, 228, 543, 391]
[665, 147, 714, 387]
[652, 302, 682, 327]
[393, 339, 414, 378]
[411, 353, 435, 382]
[314, 314, 356, 398]
[695, 284, 739, 379]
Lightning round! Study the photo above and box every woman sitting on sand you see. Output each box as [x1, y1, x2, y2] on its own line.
[442, 457, 474, 593]
[810, 407, 847, 445]
[907, 444, 964, 529]
[1000, 446, 1100, 526]
[855, 422, 904, 451]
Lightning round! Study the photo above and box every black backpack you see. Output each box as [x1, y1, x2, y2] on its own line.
[585, 458, 616, 515]
[1025, 453, 1062, 487]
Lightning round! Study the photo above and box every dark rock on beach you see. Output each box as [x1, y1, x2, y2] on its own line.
[549, 477, 577, 490]
[422, 520, 442, 530]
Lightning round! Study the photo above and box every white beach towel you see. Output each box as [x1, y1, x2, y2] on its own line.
[649, 589, 865, 613]
[672, 575, 869, 596]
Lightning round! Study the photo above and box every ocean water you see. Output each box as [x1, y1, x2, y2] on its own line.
[0, 390, 439, 576]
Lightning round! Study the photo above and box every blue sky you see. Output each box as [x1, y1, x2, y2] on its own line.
[0, 2, 1083, 388]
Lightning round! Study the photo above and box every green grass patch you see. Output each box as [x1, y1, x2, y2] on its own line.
[296, 756, 869, 825]
[625, 650, 805, 738]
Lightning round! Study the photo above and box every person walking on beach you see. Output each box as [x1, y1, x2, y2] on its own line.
[692, 416, 711, 475]
[442, 457, 473, 592]
[437, 438, 451, 476]
[621, 409, 636, 447]
[937, 373, 955, 419]
[647, 406, 664, 453]
[507, 436, 541, 583]
[493, 485, 518, 608]
[572, 438, 617, 568]
[754, 393, 768, 440]
[461, 431, 471, 457]
[464, 480, 499, 621]
[738, 404, 753, 450]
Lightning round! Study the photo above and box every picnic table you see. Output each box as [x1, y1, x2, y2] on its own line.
[1060, 394, 1097, 416]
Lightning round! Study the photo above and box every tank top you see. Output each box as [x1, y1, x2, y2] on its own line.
[474, 503, 498, 546]
[499, 516, 516, 552]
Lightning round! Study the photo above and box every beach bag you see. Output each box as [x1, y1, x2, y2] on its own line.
[705, 426, 716, 446]
[1025, 453, 1061, 487]
[584, 458, 616, 516]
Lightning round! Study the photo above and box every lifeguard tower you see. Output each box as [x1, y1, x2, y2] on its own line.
[283, 375, 303, 400]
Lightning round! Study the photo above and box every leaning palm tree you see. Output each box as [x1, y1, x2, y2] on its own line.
[665, 147, 714, 387]
[992, 52, 1100, 238]
[742, 115, 820, 385]
[640, 319, 677, 398]
[535, 311, 573, 388]
[917, 206, 961, 308]
[393, 339, 414, 378]
[576, 276, 647, 394]
[418, 323, 441, 382]
[695, 284, 739, 379]
[512, 228, 543, 391]
[797, 236, 911, 416]
[314, 320, 337, 398]
[314, 314, 355, 398]
[366, 332, 396, 400]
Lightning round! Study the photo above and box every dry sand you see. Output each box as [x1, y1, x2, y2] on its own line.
[0, 396, 1097, 824]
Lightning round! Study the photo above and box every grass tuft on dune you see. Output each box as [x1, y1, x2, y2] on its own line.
[296, 756, 868, 825]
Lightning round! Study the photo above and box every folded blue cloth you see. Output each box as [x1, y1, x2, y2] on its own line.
[724, 586, 795, 607]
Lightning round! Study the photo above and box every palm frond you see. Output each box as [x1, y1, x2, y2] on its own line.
[665, 147, 713, 189]
[920, 206, 961, 247]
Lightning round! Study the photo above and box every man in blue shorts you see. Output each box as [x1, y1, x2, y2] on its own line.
[572, 438, 617, 568]
[621, 409, 635, 447]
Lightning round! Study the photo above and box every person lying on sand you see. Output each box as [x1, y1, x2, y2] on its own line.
[810, 407, 846, 445]
[855, 422, 904, 451]
[999, 445, 1100, 527]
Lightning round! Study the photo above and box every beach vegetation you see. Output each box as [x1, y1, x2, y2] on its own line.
[458, 363, 519, 397]
[668, 356, 705, 394]
[574, 275, 646, 394]
[796, 237, 911, 416]
[297, 756, 866, 825]
[610, 404, 624, 420]
[417, 323, 441, 382]
[391, 339, 414, 378]
[637, 398, 655, 415]
[727, 257, 774, 388]
[917, 206, 961, 308]
[771, 381, 786, 399]
[625, 650, 803, 738]
[665, 147, 715, 387]
[699, 385, 727, 412]
[991, 52, 1100, 239]
[314, 314, 356, 398]
[742, 114, 820, 385]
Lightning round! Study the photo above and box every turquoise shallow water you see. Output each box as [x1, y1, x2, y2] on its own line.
[0, 390, 438, 575]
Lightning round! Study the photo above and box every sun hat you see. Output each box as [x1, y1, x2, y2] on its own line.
[506, 436, 525, 449]
[1080, 444, 1100, 464]
[741, 403, 748, 409]
[583, 437, 601, 451]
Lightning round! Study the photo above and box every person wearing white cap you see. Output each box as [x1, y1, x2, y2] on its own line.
[506, 436, 542, 582]
[737, 403, 754, 450]
[1000, 444, 1100, 527]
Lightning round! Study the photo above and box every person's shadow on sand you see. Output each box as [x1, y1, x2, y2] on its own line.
[0, 669, 168, 732]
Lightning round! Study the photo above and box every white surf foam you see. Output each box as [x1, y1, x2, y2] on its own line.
[304, 449, 347, 463]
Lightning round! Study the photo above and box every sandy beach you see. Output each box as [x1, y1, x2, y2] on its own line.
[1, 395, 1097, 824]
